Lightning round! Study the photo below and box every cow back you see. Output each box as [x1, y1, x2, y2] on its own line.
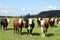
[13, 18, 19, 28]
[1, 18, 8, 25]
[44, 20, 49, 28]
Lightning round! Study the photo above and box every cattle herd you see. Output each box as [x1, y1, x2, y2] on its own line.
[0, 17, 60, 37]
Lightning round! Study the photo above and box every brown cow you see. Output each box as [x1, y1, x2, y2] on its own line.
[40, 19, 49, 37]
[57, 18, 60, 24]
[13, 18, 25, 35]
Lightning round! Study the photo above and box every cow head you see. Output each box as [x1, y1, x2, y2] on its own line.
[22, 18, 26, 24]
[27, 18, 33, 30]
[57, 18, 60, 24]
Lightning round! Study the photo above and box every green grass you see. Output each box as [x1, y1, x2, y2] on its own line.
[0, 18, 60, 40]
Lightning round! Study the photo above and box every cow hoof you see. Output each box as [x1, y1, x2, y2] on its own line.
[30, 35, 32, 36]
[42, 35, 45, 37]
[42, 34, 45, 37]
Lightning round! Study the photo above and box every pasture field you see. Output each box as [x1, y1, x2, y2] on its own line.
[0, 18, 60, 40]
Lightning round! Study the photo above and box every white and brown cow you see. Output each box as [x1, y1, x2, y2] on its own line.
[13, 18, 25, 35]
[40, 19, 49, 37]
[56, 18, 60, 24]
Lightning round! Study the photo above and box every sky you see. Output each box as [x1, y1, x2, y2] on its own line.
[0, 0, 60, 16]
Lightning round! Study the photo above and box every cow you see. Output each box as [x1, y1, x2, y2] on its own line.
[6, 18, 10, 23]
[49, 17, 55, 27]
[39, 19, 49, 37]
[37, 17, 42, 26]
[56, 18, 60, 24]
[13, 18, 25, 35]
[0, 18, 1, 29]
[0, 18, 9, 30]
[25, 18, 35, 36]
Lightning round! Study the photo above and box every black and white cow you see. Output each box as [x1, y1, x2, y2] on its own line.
[25, 18, 35, 36]
[0, 18, 9, 30]
[49, 17, 55, 27]
[37, 17, 42, 26]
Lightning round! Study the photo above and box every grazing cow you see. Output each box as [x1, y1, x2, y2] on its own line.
[56, 18, 60, 24]
[13, 18, 25, 35]
[25, 18, 35, 36]
[0, 18, 9, 30]
[40, 19, 49, 37]
[49, 17, 55, 27]
[37, 17, 42, 26]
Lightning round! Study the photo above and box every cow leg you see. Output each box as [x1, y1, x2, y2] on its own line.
[3, 25, 5, 30]
[0, 25, 2, 30]
[0, 26, 2, 30]
[20, 29, 22, 34]
[16, 28, 18, 33]
[6, 24, 8, 30]
[20, 25, 23, 35]
[27, 27, 32, 35]
[28, 30, 32, 36]
[45, 28, 48, 36]
[30, 30, 32, 35]
[20, 27, 23, 35]
[27, 29, 29, 35]
[5, 24, 8, 30]
[45, 29, 47, 36]
[41, 27, 45, 37]
[30, 29, 33, 36]
[14, 28, 16, 34]
[14, 28, 18, 34]
[42, 32, 45, 37]
[42, 30, 45, 37]
[3, 25, 7, 30]
[17, 28, 20, 35]
[18, 29, 19, 35]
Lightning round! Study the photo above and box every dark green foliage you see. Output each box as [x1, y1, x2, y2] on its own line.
[37, 10, 60, 18]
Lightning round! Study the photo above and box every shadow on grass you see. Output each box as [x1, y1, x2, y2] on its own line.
[21, 32, 28, 35]
[21, 32, 40, 36]
[32, 33, 40, 36]
[54, 25, 58, 27]
[6, 28, 14, 30]
[50, 25, 58, 28]
[46, 33, 54, 37]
